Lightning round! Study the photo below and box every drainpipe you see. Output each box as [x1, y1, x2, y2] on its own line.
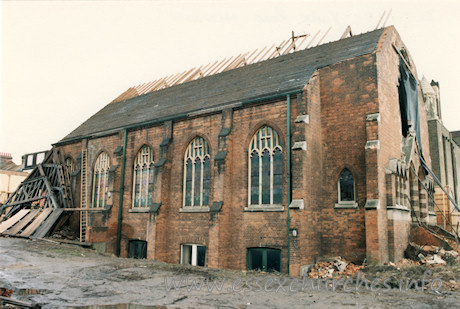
[286, 94, 292, 275]
[116, 129, 128, 257]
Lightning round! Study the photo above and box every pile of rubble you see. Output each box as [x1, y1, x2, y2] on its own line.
[307, 257, 364, 279]
[404, 242, 459, 266]
[0, 287, 40, 308]
[49, 225, 79, 241]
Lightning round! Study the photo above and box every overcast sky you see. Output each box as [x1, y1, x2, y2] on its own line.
[1, 0, 459, 164]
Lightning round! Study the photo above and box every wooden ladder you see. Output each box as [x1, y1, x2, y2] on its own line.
[80, 149, 88, 242]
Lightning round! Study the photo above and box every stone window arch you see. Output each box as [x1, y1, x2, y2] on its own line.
[92, 152, 110, 208]
[183, 137, 211, 207]
[248, 125, 283, 206]
[132, 145, 155, 208]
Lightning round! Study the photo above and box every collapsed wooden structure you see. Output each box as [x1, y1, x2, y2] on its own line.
[0, 151, 73, 240]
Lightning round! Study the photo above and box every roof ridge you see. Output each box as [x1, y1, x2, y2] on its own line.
[112, 27, 388, 104]
[58, 27, 387, 144]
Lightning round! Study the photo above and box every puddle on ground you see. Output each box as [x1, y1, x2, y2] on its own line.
[71, 305, 166, 309]
[15, 288, 49, 295]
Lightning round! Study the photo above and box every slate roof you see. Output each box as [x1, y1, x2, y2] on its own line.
[0, 156, 23, 172]
[57, 27, 387, 144]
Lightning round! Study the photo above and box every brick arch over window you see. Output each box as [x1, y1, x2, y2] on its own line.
[132, 145, 155, 208]
[183, 136, 211, 207]
[92, 152, 110, 208]
[248, 125, 283, 205]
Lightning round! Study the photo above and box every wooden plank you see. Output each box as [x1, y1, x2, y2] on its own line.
[0, 295, 39, 308]
[39, 238, 92, 247]
[5, 192, 51, 208]
[40, 175, 60, 208]
[5, 209, 40, 235]
[20, 209, 52, 237]
[0, 209, 30, 233]
[32, 208, 64, 239]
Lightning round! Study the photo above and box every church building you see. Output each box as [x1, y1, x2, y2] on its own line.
[50, 26, 438, 275]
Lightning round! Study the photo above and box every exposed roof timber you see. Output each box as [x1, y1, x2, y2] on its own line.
[375, 11, 386, 29]
[267, 39, 288, 59]
[382, 9, 392, 28]
[247, 47, 265, 64]
[306, 30, 320, 49]
[292, 35, 308, 52]
[245, 48, 260, 64]
[60, 27, 386, 143]
[169, 69, 189, 86]
[111, 28, 336, 103]
[316, 27, 331, 46]
[254, 43, 276, 62]
[201, 60, 219, 76]
[340, 25, 353, 39]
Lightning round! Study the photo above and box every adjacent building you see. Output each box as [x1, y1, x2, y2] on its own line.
[421, 77, 460, 230]
[0, 153, 28, 205]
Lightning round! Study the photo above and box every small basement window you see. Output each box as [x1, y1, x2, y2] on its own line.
[247, 247, 281, 272]
[181, 244, 206, 266]
[128, 240, 147, 259]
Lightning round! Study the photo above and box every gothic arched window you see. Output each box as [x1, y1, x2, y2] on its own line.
[183, 137, 211, 207]
[65, 157, 74, 175]
[92, 152, 110, 208]
[338, 168, 355, 202]
[132, 145, 155, 208]
[248, 125, 283, 205]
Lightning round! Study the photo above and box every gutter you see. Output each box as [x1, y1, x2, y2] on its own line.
[286, 94, 292, 275]
[53, 89, 304, 147]
[116, 129, 128, 257]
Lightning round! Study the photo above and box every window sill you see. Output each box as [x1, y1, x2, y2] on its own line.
[387, 205, 410, 212]
[334, 201, 358, 209]
[86, 206, 111, 212]
[180, 206, 210, 213]
[244, 205, 284, 212]
[129, 208, 152, 213]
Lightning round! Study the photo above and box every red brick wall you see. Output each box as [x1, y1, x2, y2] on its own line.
[318, 53, 379, 263]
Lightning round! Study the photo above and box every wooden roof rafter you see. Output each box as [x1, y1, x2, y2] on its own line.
[111, 27, 336, 103]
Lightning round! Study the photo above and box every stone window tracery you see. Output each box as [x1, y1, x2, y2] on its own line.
[133, 145, 155, 208]
[183, 137, 210, 207]
[248, 125, 283, 206]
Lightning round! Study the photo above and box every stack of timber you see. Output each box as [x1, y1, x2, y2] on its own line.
[0, 151, 72, 240]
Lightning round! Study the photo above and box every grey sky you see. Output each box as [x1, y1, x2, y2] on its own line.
[1, 0, 459, 164]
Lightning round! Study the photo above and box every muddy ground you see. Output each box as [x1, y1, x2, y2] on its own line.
[0, 237, 459, 308]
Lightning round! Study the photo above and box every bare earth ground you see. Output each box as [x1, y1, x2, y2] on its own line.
[0, 237, 459, 308]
